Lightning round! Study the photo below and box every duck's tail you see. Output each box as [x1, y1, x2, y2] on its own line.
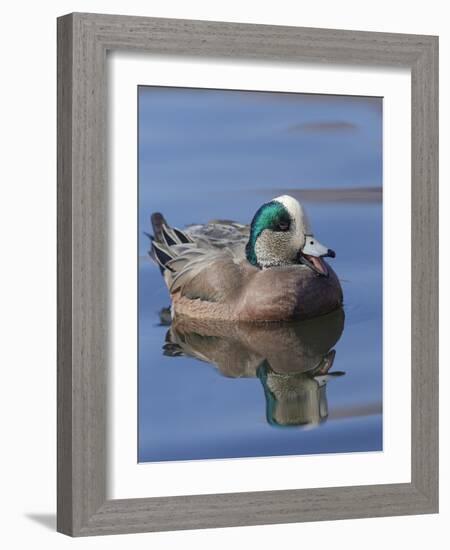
[146, 213, 194, 273]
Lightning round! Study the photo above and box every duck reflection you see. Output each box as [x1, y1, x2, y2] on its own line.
[161, 308, 345, 428]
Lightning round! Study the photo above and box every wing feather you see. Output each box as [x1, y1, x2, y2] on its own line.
[149, 216, 248, 303]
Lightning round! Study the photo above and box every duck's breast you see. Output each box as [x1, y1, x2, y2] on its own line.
[237, 263, 343, 321]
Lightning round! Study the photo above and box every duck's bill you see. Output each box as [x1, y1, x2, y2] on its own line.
[299, 236, 336, 277]
[299, 254, 329, 276]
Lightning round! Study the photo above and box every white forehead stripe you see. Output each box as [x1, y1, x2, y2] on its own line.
[273, 194, 311, 233]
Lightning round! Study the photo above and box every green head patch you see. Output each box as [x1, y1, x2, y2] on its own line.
[245, 201, 291, 266]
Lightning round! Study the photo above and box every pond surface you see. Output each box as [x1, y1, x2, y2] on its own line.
[138, 87, 382, 462]
[138, 198, 382, 462]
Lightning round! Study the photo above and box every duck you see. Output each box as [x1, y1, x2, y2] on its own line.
[148, 195, 343, 321]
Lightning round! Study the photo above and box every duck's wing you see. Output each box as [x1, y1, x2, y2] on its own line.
[173, 246, 247, 302]
[149, 214, 247, 303]
[185, 220, 249, 249]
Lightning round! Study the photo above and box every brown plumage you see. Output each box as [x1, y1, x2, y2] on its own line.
[149, 196, 343, 322]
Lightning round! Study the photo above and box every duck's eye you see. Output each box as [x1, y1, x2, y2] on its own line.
[276, 221, 290, 231]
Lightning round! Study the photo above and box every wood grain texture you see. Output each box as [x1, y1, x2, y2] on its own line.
[57, 14, 73, 535]
[410, 35, 439, 506]
[57, 12, 439, 537]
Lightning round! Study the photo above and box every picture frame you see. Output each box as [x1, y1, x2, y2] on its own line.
[57, 12, 438, 536]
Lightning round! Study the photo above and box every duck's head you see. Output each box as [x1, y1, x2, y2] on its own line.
[245, 195, 335, 275]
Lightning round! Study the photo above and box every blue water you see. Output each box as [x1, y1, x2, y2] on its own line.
[138, 87, 383, 462]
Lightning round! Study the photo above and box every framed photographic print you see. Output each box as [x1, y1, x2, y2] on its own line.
[57, 13, 438, 536]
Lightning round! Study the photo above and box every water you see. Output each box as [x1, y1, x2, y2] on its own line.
[138, 87, 382, 462]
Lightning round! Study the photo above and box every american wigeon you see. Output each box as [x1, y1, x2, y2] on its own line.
[149, 195, 343, 321]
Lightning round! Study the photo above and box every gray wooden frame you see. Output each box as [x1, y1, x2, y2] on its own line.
[57, 12, 438, 537]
